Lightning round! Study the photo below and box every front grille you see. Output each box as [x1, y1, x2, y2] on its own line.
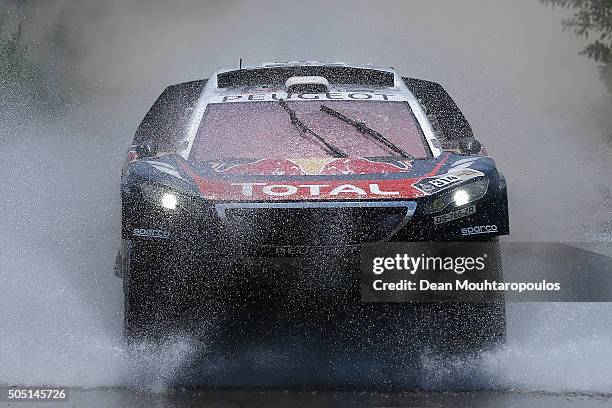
[215, 201, 416, 246]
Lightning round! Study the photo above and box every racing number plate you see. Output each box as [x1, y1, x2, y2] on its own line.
[433, 205, 476, 225]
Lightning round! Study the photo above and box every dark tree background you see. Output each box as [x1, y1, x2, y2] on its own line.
[2, 1, 612, 105]
[542, 0, 612, 94]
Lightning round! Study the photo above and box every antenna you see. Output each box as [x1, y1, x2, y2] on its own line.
[239, 58, 242, 70]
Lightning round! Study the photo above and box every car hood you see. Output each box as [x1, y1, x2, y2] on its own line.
[131, 154, 491, 201]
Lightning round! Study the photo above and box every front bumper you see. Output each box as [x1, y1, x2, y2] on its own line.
[122, 187, 509, 257]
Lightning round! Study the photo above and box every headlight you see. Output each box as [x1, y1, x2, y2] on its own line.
[423, 178, 489, 214]
[160, 193, 178, 210]
[140, 183, 180, 211]
[452, 189, 470, 206]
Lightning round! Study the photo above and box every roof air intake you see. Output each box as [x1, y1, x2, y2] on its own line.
[285, 76, 330, 93]
[216, 66, 395, 88]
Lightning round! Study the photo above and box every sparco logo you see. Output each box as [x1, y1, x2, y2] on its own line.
[132, 228, 170, 239]
[461, 225, 498, 236]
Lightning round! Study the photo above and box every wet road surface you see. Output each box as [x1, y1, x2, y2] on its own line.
[2, 388, 611, 408]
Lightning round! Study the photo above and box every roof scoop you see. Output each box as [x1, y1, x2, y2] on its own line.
[285, 76, 330, 93]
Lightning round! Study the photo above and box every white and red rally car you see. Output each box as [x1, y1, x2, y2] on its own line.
[117, 62, 508, 363]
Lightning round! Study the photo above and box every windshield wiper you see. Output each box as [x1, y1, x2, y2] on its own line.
[278, 99, 347, 158]
[320, 104, 413, 159]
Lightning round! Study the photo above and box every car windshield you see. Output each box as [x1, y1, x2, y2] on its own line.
[189, 100, 429, 161]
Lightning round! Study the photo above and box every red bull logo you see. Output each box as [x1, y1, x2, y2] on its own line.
[321, 158, 411, 175]
[210, 157, 412, 176]
[181, 158, 426, 201]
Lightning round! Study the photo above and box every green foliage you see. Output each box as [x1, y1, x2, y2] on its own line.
[542, 0, 612, 62]
[543, 0, 612, 95]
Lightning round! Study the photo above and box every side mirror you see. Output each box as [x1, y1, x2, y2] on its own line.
[459, 137, 482, 155]
[135, 140, 157, 158]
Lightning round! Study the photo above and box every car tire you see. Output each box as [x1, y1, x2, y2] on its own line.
[361, 239, 506, 357]
[419, 239, 506, 355]
[123, 240, 228, 344]
[123, 240, 179, 342]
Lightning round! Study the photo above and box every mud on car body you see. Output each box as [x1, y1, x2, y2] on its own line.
[116, 62, 509, 358]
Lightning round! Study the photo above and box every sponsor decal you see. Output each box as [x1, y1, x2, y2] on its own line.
[231, 182, 400, 197]
[321, 158, 412, 175]
[414, 174, 461, 194]
[132, 228, 170, 239]
[449, 157, 480, 170]
[412, 168, 484, 195]
[208, 91, 406, 104]
[208, 157, 412, 176]
[208, 160, 260, 173]
[264, 245, 358, 257]
[292, 158, 336, 175]
[461, 225, 498, 236]
[221, 159, 304, 176]
[176, 160, 425, 201]
[142, 160, 187, 181]
[433, 205, 476, 225]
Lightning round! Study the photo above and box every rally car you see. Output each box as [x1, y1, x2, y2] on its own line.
[116, 62, 509, 359]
